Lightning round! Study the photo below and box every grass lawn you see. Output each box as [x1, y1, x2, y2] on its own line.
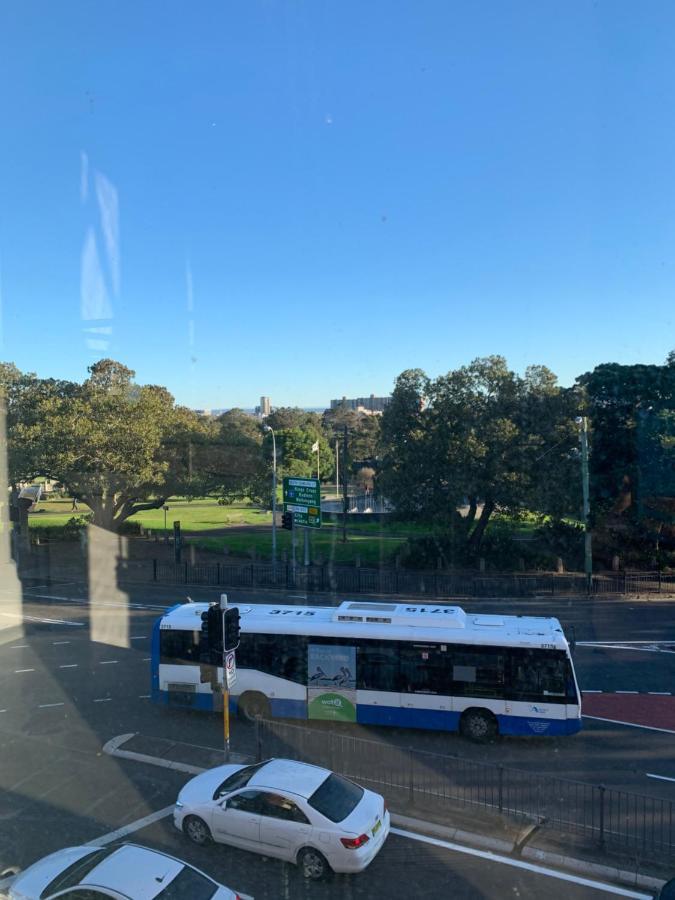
[193, 530, 407, 566]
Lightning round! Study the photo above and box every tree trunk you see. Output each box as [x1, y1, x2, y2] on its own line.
[467, 499, 495, 555]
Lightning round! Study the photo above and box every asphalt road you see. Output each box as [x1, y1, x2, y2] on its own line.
[1, 580, 674, 896]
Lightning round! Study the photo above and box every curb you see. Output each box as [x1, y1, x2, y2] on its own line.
[103, 734, 665, 895]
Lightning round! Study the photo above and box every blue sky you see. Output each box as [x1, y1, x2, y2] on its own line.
[1, 1, 674, 408]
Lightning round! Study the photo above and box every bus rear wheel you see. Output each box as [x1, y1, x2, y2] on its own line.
[460, 708, 497, 743]
[238, 691, 270, 722]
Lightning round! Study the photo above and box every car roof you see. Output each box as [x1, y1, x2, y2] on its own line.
[81, 845, 188, 899]
[250, 758, 331, 799]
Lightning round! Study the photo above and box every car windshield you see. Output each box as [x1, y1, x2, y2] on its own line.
[308, 773, 364, 823]
[213, 760, 270, 799]
[39, 848, 116, 899]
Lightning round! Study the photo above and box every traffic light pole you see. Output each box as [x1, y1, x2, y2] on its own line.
[220, 593, 230, 762]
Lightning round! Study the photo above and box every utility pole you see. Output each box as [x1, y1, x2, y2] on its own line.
[578, 416, 592, 593]
[335, 438, 339, 499]
[304, 527, 309, 566]
[342, 425, 348, 543]
[291, 515, 296, 583]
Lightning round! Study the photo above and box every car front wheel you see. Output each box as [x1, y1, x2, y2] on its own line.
[297, 847, 330, 880]
[184, 815, 212, 846]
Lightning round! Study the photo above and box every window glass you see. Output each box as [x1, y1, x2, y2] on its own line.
[400, 644, 452, 695]
[236, 633, 307, 683]
[357, 641, 400, 692]
[160, 629, 200, 665]
[227, 790, 263, 813]
[508, 649, 576, 704]
[155, 867, 217, 900]
[308, 773, 364, 823]
[213, 761, 270, 799]
[40, 849, 115, 899]
[259, 793, 310, 824]
[451, 647, 506, 699]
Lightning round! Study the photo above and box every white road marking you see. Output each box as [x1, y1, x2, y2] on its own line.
[100, 660, 118, 665]
[0, 709, 7, 713]
[53, 640, 70, 645]
[584, 714, 675, 735]
[138, 694, 151, 698]
[646, 773, 675, 783]
[582, 689, 601, 693]
[0, 611, 84, 626]
[38, 702, 64, 709]
[86, 805, 174, 846]
[390, 827, 653, 898]
[131, 636, 147, 640]
[10, 644, 28, 649]
[93, 697, 112, 703]
[14, 668, 35, 673]
[142, 657, 151, 661]
[648, 692, 672, 696]
[615, 690, 639, 694]
[59, 664, 78, 669]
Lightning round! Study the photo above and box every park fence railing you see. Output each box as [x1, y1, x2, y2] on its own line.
[254, 718, 675, 859]
[151, 559, 675, 598]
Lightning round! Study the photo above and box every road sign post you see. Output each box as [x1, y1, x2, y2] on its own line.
[282, 477, 321, 529]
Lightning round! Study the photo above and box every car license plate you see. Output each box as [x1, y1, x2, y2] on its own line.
[372, 819, 381, 836]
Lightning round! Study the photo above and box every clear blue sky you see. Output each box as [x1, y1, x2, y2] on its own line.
[1, 2, 674, 409]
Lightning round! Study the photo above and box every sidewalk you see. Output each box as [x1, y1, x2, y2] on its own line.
[105, 732, 669, 895]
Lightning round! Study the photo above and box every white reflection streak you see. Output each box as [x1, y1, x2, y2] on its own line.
[81, 229, 112, 322]
[80, 151, 89, 204]
[95, 171, 120, 295]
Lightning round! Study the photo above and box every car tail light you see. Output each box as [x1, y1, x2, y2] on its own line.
[340, 833, 370, 849]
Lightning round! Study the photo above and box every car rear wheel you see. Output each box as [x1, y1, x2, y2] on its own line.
[184, 815, 212, 846]
[297, 847, 330, 880]
[238, 691, 270, 722]
[460, 708, 498, 743]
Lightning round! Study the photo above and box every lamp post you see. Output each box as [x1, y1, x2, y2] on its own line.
[263, 425, 277, 579]
[163, 504, 169, 542]
[576, 416, 592, 593]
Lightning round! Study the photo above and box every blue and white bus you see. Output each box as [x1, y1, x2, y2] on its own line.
[151, 600, 582, 739]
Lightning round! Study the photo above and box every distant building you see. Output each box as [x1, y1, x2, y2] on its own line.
[259, 396, 271, 418]
[330, 394, 391, 414]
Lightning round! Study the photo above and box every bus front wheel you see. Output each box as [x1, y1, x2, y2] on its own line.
[238, 691, 270, 722]
[460, 708, 497, 743]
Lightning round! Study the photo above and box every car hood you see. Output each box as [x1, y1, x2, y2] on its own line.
[177, 764, 246, 805]
[9, 846, 96, 899]
[338, 788, 386, 836]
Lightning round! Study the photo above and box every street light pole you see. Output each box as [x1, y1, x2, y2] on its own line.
[577, 416, 592, 593]
[263, 425, 277, 580]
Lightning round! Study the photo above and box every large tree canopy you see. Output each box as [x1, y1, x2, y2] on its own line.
[378, 358, 579, 560]
[1, 359, 263, 531]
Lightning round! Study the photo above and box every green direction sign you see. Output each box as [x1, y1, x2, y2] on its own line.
[283, 477, 321, 529]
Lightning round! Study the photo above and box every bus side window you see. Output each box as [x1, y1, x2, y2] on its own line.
[400, 644, 452, 695]
[507, 649, 567, 703]
[357, 641, 399, 692]
[451, 648, 505, 699]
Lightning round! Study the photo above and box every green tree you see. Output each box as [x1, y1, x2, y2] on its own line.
[379, 359, 577, 562]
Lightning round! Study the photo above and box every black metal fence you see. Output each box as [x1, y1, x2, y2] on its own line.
[152, 559, 675, 598]
[255, 718, 675, 857]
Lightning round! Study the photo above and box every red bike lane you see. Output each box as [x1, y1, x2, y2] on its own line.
[582, 692, 675, 732]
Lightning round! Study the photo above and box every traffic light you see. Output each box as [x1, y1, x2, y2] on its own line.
[207, 603, 223, 664]
[224, 606, 241, 652]
[281, 511, 293, 530]
[199, 604, 224, 684]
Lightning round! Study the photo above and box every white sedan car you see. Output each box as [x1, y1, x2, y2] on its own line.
[7, 842, 241, 900]
[174, 758, 390, 880]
